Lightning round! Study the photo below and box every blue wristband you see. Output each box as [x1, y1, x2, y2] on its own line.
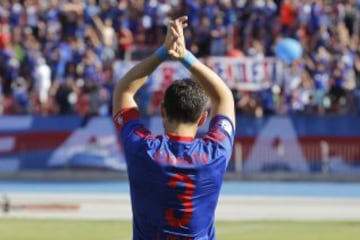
[181, 50, 198, 69]
[154, 46, 169, 62]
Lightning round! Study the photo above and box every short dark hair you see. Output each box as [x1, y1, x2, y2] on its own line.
[163, 79, 208, 123]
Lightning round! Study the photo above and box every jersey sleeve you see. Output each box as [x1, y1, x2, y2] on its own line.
[203, 115, 235, 164]
[113, 108, 154, 153]
[113, 107, 140, 131]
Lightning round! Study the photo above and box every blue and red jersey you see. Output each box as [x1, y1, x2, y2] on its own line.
[113, 108, 234, 240]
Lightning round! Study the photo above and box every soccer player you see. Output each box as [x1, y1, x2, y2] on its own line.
[113, 16, 235, 240]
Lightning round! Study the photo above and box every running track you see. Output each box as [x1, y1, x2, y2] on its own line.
[1, 182, 360, 221]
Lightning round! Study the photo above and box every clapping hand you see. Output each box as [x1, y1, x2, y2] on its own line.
[164, 16, 188, 60]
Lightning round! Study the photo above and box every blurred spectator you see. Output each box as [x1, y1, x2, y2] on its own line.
[0, 79, 3, 115]
[33, 57, 52, 114]
[354, 53, 360, 114]
[291, 70, 317, 115]
[280, 0, 296, 36]
[118, 25, 133, 60]
[246, 40, 265, 59]
[12, 77, 30, 114]
[76, 81, 108, 117]
[311, 61, 330, 114]
[84, 0, 100, 25]
[196, 16, 211, 57]
[93, 15, 117, 60]
[259, 87, 278, 116]
[210, 13, 227, 56]
[155, 0, 171, 43]
[54, 78, 78, 114]
[282, 61, 302, 105]
[233, 89, 263, 117]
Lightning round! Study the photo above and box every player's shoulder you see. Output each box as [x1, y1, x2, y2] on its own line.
[203, 114, 235, 144]
[210, 115, 234, 136]
[113, 107, 141, 132]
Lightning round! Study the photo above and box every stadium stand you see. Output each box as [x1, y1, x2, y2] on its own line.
[0, 0, 360, 117]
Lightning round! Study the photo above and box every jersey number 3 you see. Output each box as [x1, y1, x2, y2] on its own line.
[165, 174, 195, 228]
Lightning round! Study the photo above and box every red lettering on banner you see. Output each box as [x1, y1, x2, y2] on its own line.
[162, 67, 175, 89]
[204, 59, 214, 70]
[117, 58, 285, 92]
[234, 62, 243, 82]
[243, 63, 247, 82]
[263, 60, 269, 82]
[227, 63, 234, 86]
[218, 62, 226, 80]
[165, 174, 195, 228]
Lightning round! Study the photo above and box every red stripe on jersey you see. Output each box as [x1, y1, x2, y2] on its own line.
[167, 133, 195, 142]
[134, 128, 153, 139]
[203, 129, 227, 143]
[113, 107, 140, 130]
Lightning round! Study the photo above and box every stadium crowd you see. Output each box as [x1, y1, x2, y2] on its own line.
[0, 0, 360, 117]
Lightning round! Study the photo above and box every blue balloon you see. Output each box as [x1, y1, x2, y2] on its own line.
[275, 38, 303, 64]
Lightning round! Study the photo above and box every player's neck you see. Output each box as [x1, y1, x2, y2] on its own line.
[164, 121, 198, 138]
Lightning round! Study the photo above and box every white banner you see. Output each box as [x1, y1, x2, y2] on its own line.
[113, 57, 284, 92]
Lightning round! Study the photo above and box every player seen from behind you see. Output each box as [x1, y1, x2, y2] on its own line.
[113, 16, 235, 240]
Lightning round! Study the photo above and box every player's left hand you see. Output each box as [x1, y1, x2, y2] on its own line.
[165, 16, 188, 60]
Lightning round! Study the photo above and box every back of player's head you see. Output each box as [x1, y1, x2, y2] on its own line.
[163, 79, 207, 124]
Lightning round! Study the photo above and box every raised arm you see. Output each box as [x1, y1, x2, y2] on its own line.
[112, 55, 161, 116]
[189, 60, 235, 125]
[92, 15, 105, 33]
[112, 18, 186, 116]
[170, 19, 235, 126]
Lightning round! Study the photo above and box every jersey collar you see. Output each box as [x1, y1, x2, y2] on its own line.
[167, 133, 195, 142]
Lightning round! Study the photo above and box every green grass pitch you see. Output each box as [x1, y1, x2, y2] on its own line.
[1, 219, 360, 240]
